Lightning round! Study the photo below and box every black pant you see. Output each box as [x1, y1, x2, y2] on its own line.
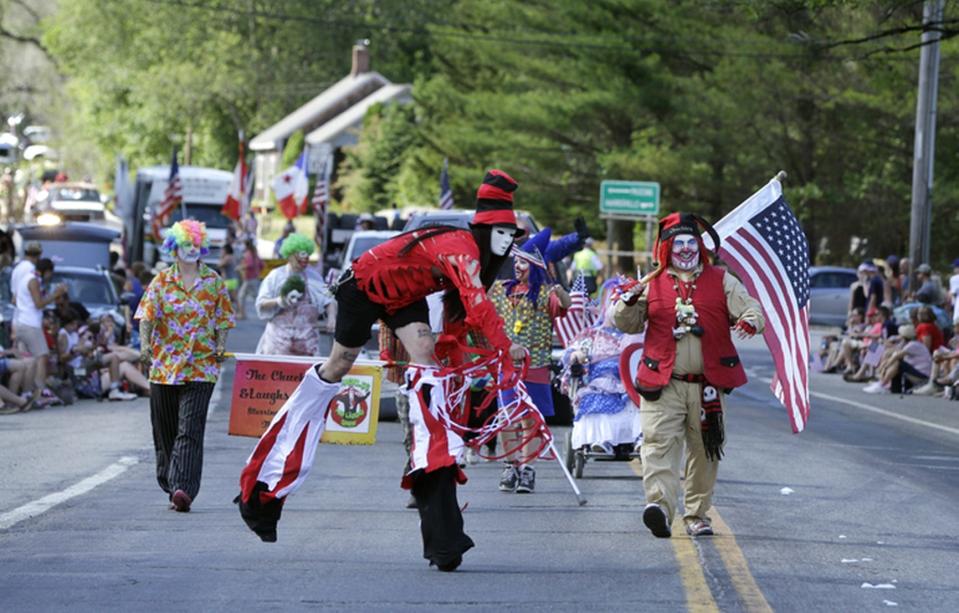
[411, 466, 474, 566]
[150, 381, 216, 500]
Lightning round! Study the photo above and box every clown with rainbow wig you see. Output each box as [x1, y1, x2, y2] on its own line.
[254, 232, 335, 356]
[136, 219, 235, 514]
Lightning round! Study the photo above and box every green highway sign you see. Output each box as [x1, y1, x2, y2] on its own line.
[599, 180, 660, 216]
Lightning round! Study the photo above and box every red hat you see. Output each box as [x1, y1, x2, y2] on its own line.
[470, 169, 526, 238]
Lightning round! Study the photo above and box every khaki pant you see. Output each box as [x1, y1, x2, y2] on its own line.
[640, 379, 726, 524]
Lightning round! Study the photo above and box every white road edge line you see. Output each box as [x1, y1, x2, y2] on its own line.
[0, 456, 139, 531]
[756, 376, 959, 437]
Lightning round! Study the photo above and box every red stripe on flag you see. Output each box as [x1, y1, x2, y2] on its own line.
[723, 233, 808, 431]
[737, 229, 810, 416]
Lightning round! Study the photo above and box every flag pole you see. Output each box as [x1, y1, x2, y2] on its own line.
[774, 170, 787, 183]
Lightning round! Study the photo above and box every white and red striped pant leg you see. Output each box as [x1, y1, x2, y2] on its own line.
[239, 366, 340, 505]
[404, 367, 465, 485]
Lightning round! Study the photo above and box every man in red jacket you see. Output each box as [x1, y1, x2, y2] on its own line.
[237, 170, 527, 572]
[611, 212, 764, 538]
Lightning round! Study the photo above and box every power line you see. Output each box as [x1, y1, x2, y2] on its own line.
[137, 0, 924, 63]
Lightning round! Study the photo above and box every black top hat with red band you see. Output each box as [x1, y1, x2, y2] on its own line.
[470, 169, 526, 239]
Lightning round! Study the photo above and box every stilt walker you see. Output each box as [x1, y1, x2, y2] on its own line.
[236, 169, 528, 572]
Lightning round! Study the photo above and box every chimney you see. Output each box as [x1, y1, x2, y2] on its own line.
[350, 40, 370, 77]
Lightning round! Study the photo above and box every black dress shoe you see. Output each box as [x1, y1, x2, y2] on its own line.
[234, 482, 283, 543]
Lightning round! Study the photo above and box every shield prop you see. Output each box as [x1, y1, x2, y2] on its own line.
[619, 342, 645, 407]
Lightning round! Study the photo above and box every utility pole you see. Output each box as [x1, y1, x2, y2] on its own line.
[908, 0, 944, 280]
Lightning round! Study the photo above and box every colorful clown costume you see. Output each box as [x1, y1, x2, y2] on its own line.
[236, 169, 526, 572]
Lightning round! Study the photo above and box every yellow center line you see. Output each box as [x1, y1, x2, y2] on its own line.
[709, 510, 773, 613]
[630, 460, 718, 612]
[628, 459, 771, 612]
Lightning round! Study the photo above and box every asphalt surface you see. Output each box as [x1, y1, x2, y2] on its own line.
[1, 321, 957, 611]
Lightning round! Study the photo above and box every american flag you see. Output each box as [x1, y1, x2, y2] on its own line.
[438, 158, 453, 210]
[713, 178, 810, 432]
[152, 148, 182, 240]
[312, 154, 333, 249]
[554, 273, 593, 347]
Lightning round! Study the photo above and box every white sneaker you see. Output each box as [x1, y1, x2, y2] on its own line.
[862, 381, 888, 395]
[465, 447, 480, 465]
[108, 388, 138, 401]
[912, 381, 942, 396]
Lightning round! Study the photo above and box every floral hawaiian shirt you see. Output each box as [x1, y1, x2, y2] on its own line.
[135, 263, 236, 384]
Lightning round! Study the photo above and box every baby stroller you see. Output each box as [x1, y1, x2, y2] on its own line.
[562, 342, 644, 479]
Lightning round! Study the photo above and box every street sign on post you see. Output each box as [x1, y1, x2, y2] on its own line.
[599, 180, 660, 217]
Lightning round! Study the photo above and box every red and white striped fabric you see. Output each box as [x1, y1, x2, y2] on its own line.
[405, 367, 465, 486]
[239, 365, 336, 503]
[712, 178, 811, 433]
[554, 274, 591, 348]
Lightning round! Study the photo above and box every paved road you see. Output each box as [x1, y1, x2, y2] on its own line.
[1, 322, 957, 611]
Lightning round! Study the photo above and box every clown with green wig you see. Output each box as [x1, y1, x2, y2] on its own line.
[254, 232, 335, 356]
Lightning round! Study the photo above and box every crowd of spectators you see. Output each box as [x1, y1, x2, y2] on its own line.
[0, 242, 151, 414]
[816, 255, 959, 398]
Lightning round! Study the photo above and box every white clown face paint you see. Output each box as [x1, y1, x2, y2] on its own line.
[290, 251, 310, 271]
[513, 256, 530, 281]
[177, 244, 201, 263]
[670, 233, 700, 271]
[490, 226, 517, 256]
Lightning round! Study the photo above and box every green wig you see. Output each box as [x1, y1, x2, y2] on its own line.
[279, 233, 315, 259]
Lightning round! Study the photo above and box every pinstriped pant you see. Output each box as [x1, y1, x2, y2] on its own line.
[150, 382, 216, 500]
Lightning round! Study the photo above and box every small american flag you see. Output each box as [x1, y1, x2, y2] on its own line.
[313, 154, 333, 250]
[554, 273, 592, 348]
[152, 148, 182, 240]
[714, 177, 810, 432]
[438, 158, 453, 210]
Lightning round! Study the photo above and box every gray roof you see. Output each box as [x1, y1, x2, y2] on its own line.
[305, 84, 412, 149]
[250, 72, 390, 152]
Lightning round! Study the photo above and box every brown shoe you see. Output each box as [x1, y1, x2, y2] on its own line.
[171, 489, 192, 512]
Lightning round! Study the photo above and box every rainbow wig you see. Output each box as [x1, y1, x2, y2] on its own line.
[279, 232, 315, 259]
[160, 219, 210, 256]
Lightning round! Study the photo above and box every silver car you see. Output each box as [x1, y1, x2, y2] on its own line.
[809, 266, 858, 326]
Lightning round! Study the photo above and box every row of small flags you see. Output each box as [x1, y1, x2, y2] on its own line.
[152, 144, 454, 237]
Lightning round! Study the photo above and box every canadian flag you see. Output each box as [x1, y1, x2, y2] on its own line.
[222, 139, 251, 221]
[273, 151, 309, 220]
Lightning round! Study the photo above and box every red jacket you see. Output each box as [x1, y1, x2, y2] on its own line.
[637, 265, 747, 392]
[351, 229, 512, 355]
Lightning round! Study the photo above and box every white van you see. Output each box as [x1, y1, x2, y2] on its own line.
[125, 166, 234, 266]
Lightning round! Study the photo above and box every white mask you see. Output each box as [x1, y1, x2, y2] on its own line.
[490, 226, 516, 256]
[670, 233, 699, 271]
[178, 245, 201, 263]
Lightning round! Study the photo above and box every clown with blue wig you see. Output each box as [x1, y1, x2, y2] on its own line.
[255, 232, 335, 356]
[488, 220, 587, 493]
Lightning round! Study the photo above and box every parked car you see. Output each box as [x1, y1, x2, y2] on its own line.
[14, 222, 121, 270]
[38, 183, 106, 223]
[809, 266, 858, 327]
[50, 266, 125, 329]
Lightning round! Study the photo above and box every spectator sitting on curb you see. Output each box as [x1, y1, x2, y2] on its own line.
[821, 308, 866, 373]
[915, 305, 945, 352]
[842, 306, 898, 383]
[913, 318, 959, 397]
[862, 324, 931, 395]
[838, 308, 885, 379]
